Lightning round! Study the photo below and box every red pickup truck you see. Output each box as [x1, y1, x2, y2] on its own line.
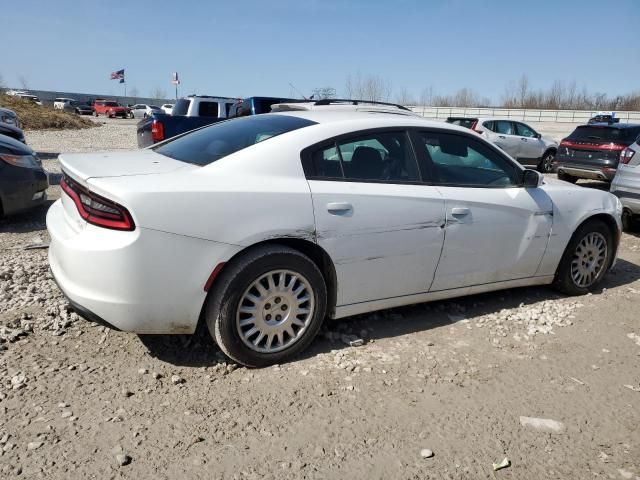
[93, 99, 130, 118]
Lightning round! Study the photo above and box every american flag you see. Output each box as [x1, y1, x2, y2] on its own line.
[110, 69, 125, 83]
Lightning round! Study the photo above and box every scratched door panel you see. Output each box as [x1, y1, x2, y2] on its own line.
[309, 180, 446, 306]
[431, 186, 553, 291]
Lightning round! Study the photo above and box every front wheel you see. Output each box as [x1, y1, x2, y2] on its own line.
[553, 219, 613, 295]
[538, 151, 555, 173]
[205, 245, 327, 367]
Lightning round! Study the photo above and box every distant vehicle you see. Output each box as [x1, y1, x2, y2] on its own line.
[54, 98, 76, 110]
[9, 92, 43, 105]
[588, 111, 620, 125]
[161, 104, 174, 115]
[555, 123, 640, 183]
[47, 101, 622, 367]
[610, 138, 640, 231]
[65, 101, 94, 116]
[137, 96, 298, 147]
[445, 117, 558, 172]
[130, 104, 163, 119]
[93, 100, 129, 118]
[0, 107, 20, 129]
[0, 122, 26, 144]
[0, 134, 48, 217]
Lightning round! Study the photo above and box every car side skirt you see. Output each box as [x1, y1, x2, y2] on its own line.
[333, 275, 555, 319]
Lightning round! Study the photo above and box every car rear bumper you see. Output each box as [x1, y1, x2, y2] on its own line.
[556, 164, 616, 181]
[46, 199, 242, 334]
[0, 167, 48, 215]
[610, 188, 640, 214]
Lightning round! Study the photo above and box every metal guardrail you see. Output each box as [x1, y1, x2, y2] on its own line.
[409, 106, 640, 123]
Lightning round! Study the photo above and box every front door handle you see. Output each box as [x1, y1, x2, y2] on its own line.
[451, 207, 470, 216]
[498, 135, 506, 139]
[521, 138, 528, 142]
[327, 202, 353, 214]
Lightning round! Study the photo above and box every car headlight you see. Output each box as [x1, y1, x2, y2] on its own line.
[0, 153, 41, 169]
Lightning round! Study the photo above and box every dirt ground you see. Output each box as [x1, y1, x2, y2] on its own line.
[0, 123, 639, 479]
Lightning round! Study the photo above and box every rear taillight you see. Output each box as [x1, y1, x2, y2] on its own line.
[470, 120, 483, 134]
[60, 174, 135, 231]
[559, 139, 626, 151]
[151, 120, 164, 142]
[620, 147, 636, 164]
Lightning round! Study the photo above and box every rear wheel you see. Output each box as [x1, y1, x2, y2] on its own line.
[553, 219, 613, 295]
[538, 151, 555, 173]
[205, 245, 327, 367]
[558, 171, 578, 183]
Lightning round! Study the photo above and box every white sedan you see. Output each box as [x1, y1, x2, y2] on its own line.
[47, 102, 622, 367]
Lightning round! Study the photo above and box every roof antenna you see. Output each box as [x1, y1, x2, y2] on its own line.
[289, 83, 308, 100]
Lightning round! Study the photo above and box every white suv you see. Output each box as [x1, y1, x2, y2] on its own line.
[448, 117, 558, 172]
[54, 98, 76, 110]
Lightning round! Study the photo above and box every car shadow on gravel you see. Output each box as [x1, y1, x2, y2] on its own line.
[139, 258, 640, 368]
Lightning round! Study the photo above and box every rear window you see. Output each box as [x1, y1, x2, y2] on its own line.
[153, 114, 317, 166]
[104, 101, 118, 107]
[568, 126, 640, 142]
[172, 98, 191, 116]
[447, 118, 477, 129]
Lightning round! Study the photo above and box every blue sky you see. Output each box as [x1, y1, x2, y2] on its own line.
[2, 0, 639, 102]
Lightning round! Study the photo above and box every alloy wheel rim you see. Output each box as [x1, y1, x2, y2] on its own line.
[570, 232, 607, 288]
[236, 269, 315, 353]
[544, 154, 554, 172]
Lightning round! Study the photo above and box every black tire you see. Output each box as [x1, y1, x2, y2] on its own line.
[205, 245, 327, 367]
[558, 171, 578, 184]
[622, 209, 639, 232]
[553, 219, 613, 295]
[94, 111, 99, 117]
[538, 150, 555, 173]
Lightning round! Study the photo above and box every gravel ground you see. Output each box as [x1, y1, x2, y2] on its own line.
[0, 125, 639, 479]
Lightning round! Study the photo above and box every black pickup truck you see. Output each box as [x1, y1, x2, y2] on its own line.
[137, 96, 299, 148]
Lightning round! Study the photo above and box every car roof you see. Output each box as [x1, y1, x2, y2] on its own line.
[268, 109, 470, 133]
[578, 123, 640, 129]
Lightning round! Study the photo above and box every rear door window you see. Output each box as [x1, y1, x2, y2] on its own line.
[495, 121, 515, 135]
[198, 101, 219, 117]
[308, 131, 421, 183]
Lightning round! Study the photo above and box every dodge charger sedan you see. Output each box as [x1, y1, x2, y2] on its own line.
[47, 101, 622, 367]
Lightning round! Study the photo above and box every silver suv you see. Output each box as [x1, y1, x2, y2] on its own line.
[447, 117, 558, 172]
[610, 140, 640, 230]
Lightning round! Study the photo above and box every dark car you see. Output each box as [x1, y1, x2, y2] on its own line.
[0, 123, 26, 144]
[588, 114, 620, 125]
[0, 134, 49, 217]
[446, 116, 479, 129]
[65, 101, 94, 115]
[555, 123, 640, 183]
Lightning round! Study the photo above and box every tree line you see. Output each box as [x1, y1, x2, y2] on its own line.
[312, 73, 640, 111]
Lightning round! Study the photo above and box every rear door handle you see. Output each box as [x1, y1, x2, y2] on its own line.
[521, 138, 528, 142]
[451, 207, 470, 216]
[327, 202, 353, 214]
[498, 135, 506, 139]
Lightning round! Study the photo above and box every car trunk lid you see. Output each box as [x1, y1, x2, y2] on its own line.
[59, 149, 196, 181]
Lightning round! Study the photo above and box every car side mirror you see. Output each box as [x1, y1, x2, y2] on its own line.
[535, 133, 542, 139]
[523, 169, 543, 188]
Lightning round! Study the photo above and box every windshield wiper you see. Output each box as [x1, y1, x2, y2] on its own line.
[586, 135, 602, 140]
